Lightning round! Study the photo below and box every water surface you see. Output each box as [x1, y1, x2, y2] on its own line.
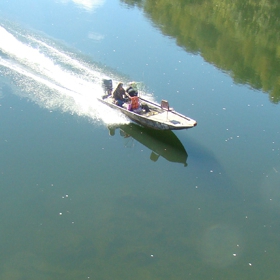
[0, 0, 280, 279]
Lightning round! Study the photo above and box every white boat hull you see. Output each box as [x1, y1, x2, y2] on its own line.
[99, 95, 197, 130]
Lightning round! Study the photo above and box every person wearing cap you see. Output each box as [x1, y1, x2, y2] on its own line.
[126, 82, 138, 97]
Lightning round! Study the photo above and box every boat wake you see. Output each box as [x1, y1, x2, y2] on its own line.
[0, 23, 136, 126]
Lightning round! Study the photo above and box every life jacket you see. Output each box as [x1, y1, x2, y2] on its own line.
[130, 96, 140, 110]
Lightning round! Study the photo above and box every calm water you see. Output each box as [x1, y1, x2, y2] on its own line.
[0, 0, 280, 279]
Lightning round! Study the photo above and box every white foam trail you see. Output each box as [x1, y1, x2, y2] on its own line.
[25, 33, 107, 83]
[0, 25, 129, 125]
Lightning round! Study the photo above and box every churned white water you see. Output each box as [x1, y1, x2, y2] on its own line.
[0, 24, 131, 125]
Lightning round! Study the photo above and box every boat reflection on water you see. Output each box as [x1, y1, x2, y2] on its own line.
[108, 123, 188, 166]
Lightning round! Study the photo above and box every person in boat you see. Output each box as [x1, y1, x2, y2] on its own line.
[113, 83, 126, 106]
[129, 96, 141, 112]
[126, 82, 138, 97]
[126, 83, 150, 113]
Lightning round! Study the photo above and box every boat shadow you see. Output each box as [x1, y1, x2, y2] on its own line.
[108, 123, 188, 166]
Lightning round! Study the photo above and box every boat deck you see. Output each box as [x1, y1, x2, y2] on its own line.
[138, 104, 190, 126]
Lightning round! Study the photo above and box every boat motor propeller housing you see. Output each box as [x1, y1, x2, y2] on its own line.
[102, 79, 113, 95]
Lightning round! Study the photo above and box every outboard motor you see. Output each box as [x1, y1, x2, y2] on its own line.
[102, 79, 113, 95]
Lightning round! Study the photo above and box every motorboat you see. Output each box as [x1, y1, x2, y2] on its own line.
[99, 80, 197, 131]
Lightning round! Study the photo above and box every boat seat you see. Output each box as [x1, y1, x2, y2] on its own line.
[161, 100, 173, 111]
